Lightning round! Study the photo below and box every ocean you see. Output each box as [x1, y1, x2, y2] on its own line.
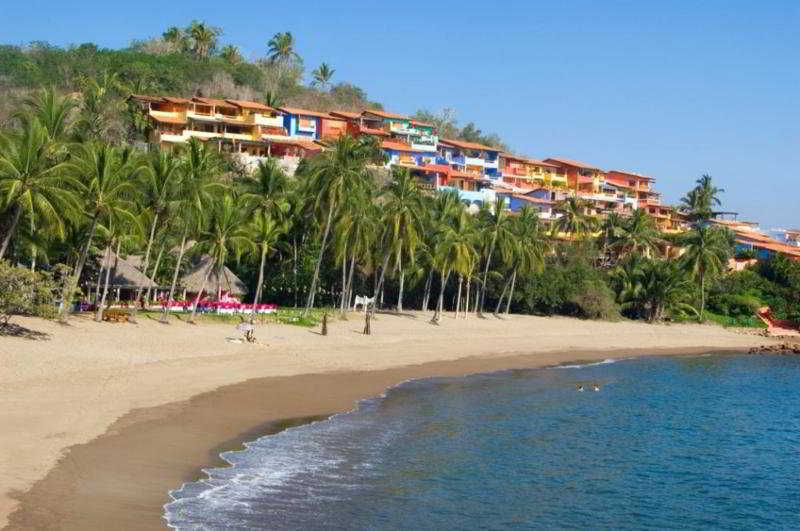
[164, 354, 800, 530]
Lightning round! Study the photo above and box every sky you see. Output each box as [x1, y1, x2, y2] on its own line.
[2, 0, 798, 229]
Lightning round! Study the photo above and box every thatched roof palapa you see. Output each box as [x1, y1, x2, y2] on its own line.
[96, 249, 157, 288]
[180, 255, 247, 296]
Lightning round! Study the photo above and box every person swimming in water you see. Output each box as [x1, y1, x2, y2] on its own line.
[576, 385, 584, 392]
[592, 385, 600, 392]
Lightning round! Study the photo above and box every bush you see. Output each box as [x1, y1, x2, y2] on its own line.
[0, 261, 61, 326]
[570, 282, 620, 321]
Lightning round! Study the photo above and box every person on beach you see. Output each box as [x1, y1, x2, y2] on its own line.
[576, 385, 584, 392]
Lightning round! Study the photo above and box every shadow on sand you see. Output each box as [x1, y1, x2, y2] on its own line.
[0, 322, 51, 340]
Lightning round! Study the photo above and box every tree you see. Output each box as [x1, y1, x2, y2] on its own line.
[220, 44, 243, 65]
[334, 184, 378, 315]
[500, 205, 548, 316]
[188, 21, 221, 60]
[238, 158, 291, 222]
[188, 193, 255, 323]
[311, 62, 336, 90]
[161, 138, 224, 323]
[611, 208, 662, 259]
[18, 87, 77, 141]
[477, 195, 514, 316]
[680, 225, 732, 321]
[374, 167, 423, 314]
[250, 212, 286, 322]
[59, 143, 139, 319]
[301, 135, 372, 317]
[552, 197, 595, 239]
[136, 149, 181, 307]
[0, 120, 79, 259]
[430, 210, 478, 324]
[681, 174, 725, 221]
[267, 32, 298, 64]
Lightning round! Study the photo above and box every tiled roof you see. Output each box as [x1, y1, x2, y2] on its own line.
[163, 96, 192, 104]
[129, 94, 165, 103]
[419, 164, 452, 174]
[608, 169, 655, 181]
[439, 137, 501, 152]
[512, 194, 554, 205]
[226, 99, 276, 112]
[381, 140, 415, 151]
[544, 157, 602, 171]
[266, 138, 323, 151]
[278, 107, 335, 119]
[362, 109, 411, 120]
[329, 111, 362, 120]
[192, 97, 237, 109]
[411, 120, 435, 128]
[502, 154, 559, 167]
[358, 125, 390, 137]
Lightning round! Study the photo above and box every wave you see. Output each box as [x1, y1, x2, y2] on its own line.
[554, 357, 630, 369]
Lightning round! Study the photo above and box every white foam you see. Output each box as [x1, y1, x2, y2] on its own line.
[554, 357, 628, 369]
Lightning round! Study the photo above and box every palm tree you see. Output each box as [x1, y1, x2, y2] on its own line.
[420, 189, 462, 311]
[311, 63, 336, 90]
[499, 205, 548, 316]
[476, 195, 514, 316]
[161, 138, 224, 323]
[640, 260, 696, 322]
[373, 167, 423, 314]
[267, 32, 298, 64]
[263, 91, 283, 109]
[334, 183, 378, 315]
[430, 210, 478, 324]
[611, 209, 662, 259]
[74, 72, 122, 142]
[0, 120, 80, 259]
[552, 196, 595, 239]
[238, 158, 291, 221]
[136, 150, 181, 306]
[94, 210, 142, 322]
[301, 135, 372, 317]
[249, 212, 286, 322]
[188, 193, 255, 323]
[599, 212, 624, 263]
[680, 225, 731, 321]
[18, 87, 77, 141]
[59, 143, 139, 319]
[220, 44, 243, 64]
[681, 175, 725, 221]
[188, 21, 220, 59]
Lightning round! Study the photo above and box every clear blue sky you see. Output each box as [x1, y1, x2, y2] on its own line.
[3, 0, 798, 228]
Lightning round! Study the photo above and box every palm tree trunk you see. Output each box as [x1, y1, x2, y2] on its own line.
[504, 270, 517, 316]
[145, 243, 164, 305]
[161, 228, 188, 324]
[188, 266, 212, 324]
[494, 275, 513, 317]
[478, 233, 497, 317]
[136, 213, 159, 308]
[95, 240, 114, 322]
[251, 244, 268, 324]
[0, 204, 22, 260]
[430, 269, 450, 324]
[370, 249, 391, 317]
[94, 250, 105, 303]
[339, 248, 347, 314]
[397, 261, 405, 313]
[292, 236, 298, 308]
[303, 203, 335, 317]
[699, 272, 705, 323]
[59, 214, 99, 320]
[455, 275, 463, 318]
[422, 270, 433, 311]
[342, 253, 356, 316]
[464, 277, 471, 318]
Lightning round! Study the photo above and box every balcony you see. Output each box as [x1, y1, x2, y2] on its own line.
[253, 114, 284, 128]
[411, 142, 437, 152]
[464, 156, 485, 167]
[158, 133, 187, 143]
[484, 158, 499, 169]
[150, 110, 186, 121]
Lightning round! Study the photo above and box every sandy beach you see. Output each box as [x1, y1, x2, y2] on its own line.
[0, 312, 778, 530]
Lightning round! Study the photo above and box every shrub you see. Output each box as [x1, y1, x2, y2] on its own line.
[570, 282, 620, 321]
[0, 261, 62, 326]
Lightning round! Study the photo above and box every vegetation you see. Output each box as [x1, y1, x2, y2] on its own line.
[1, 30, 797, 332]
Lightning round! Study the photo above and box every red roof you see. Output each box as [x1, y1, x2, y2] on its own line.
[226, 99, 276, 112]
[266, 138, 323, 151]
[501, 153, 559, 167]
[358, 125, 390, 137]
[192, 97, 237, 109]
[419, 164, 451, 175]
[449, 170, 482, 179]
[411, 120, 435, 128]
[362, 109, 411, 120]
[329, 111, 362, 120]
[440, 137, 501, 152]
[381, 140, 415, 151]
[608, 169, 655, 181]
[163, 96, 191, 104]
[279, 107, 343, 120]
[544, 157, 602, 171]
[512, 194, 554, 205]
[150, 114, 187, 125]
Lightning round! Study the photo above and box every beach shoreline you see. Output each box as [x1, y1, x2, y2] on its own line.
[0, 313, 780, 530]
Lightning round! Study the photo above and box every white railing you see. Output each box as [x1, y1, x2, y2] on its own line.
[411, 143, 437, 152]
[159, 133, 187, 143]
[464, 156, 485, 167]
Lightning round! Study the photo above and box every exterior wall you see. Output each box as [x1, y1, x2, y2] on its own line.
[320, 118, 347, 139]
[284, 114, 319, 139]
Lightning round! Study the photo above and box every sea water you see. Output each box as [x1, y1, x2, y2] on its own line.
[165, 354, 800, 529]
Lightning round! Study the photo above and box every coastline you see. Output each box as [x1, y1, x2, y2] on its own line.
[0, 313, 778, 530]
